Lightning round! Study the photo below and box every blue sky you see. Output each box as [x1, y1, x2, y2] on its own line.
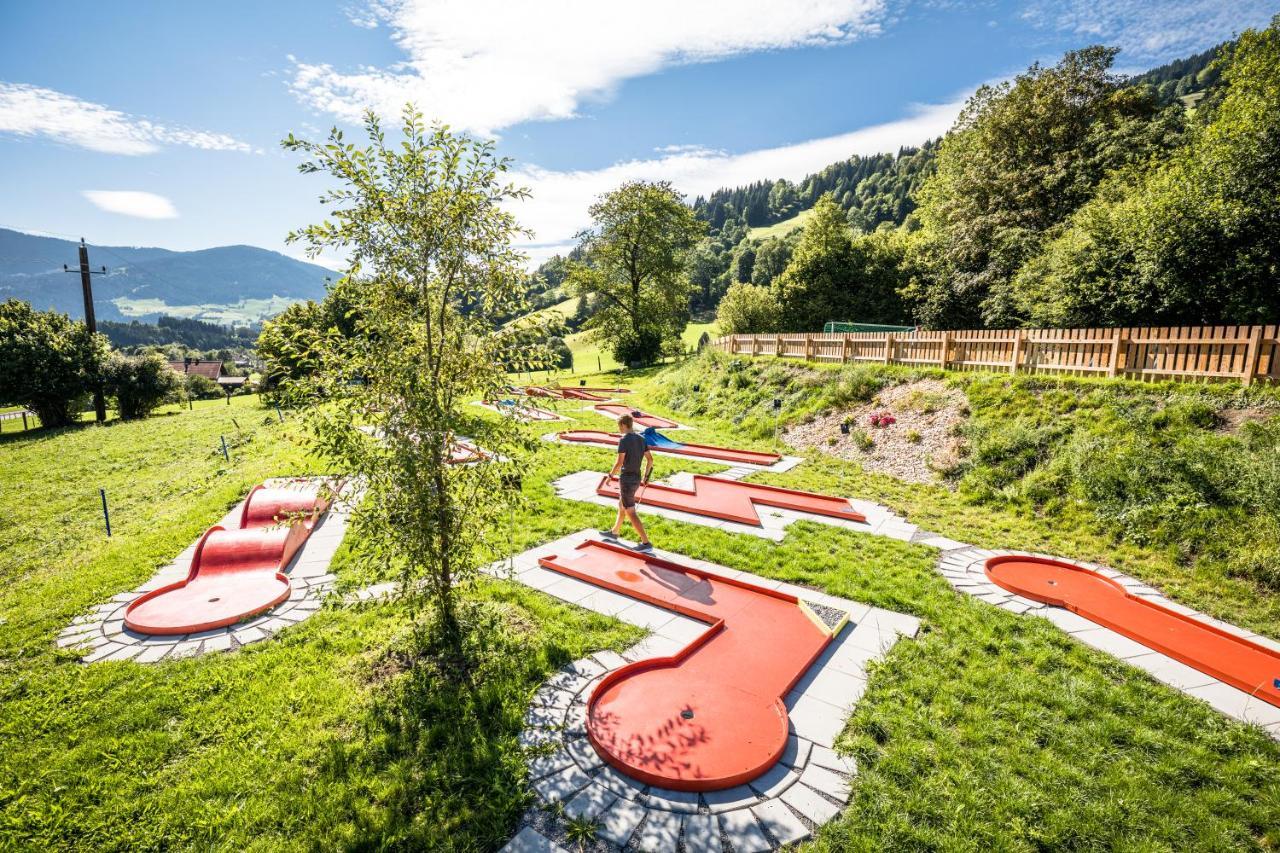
[1, 0, 1275, 268]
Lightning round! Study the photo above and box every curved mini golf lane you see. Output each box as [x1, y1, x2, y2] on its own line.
[558, 429, 782, 467]
[592, 404, 679, 429]
[987, 555, 1280, 708]
[124, 485, 329, 635]
[597, 473, 865, 527]
[539, 539, 840, 791]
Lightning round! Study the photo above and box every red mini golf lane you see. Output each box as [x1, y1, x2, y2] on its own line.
[559, 430, 781, 467]
[597, 474, 865, 527]
[592, 404, 679, 429]
[540, 540, 836, 790]
[986, 556, 1280, 708]
[124, 484, 330, 635]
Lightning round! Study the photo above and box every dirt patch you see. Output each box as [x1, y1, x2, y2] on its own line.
[784, 379, 968, 485]
[1216, 407, 1276, 434]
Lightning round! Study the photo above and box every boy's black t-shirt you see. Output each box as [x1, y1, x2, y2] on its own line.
[617, 431, 646, 482]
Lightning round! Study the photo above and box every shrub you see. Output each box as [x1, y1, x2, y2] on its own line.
[0, 299, 109, 428]
[104, 353, 181, 420]
[185, 374, 222, 400]
[851, 428, 874, 451]
[611, 327, 663, 366]
[716, 282, 781, 335]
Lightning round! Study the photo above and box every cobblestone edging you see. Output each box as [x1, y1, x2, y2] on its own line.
[938, 546, 1280, 738]
[489, 531, 919, 852]
[56, 480, 351, 664]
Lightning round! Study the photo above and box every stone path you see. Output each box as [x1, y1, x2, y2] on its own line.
[56, 480, 351, 664]
[490, 530, 918, 852]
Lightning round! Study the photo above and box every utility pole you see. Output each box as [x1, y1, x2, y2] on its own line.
[64, 239, 108, 422]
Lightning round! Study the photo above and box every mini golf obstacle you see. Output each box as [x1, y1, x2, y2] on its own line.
[558, 427, 785, 468]
[591, 404, 679, 429]
[481, 399, 566, 422]
[124, 483, 332, 635]
[597, 474, 865, 527]
[540, 539, 847, 791]
[986, 555, 1280, 708]
[522, 385, 613, 401]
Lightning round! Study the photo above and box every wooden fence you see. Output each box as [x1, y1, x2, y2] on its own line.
[712, 325, 1280, 385]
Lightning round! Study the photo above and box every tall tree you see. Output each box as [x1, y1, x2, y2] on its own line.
[905, 46, 1180, 327]
[281, 110, 549, 652]
[566, 180, 705, 365]
[0, 299, 109, 428]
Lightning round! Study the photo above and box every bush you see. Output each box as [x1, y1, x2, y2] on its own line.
[104, 353, 181, 420]
[611, 327, 663, 366]
[716, 282, 780, 335]
[547, 336, 573, 370]
[0, 299, 110, 428]
[185, 374, 222, 400]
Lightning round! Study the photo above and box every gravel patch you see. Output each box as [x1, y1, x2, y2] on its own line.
[784, 379, 967, 485]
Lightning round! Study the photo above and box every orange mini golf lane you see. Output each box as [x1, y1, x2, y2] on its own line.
[124, 485, 329, 635]
[592, 404, 679, 429]
[597, 474, 865, 527]
[540, 540, 836, 790]
[987, 556, 1280, 708]
[558, 429, 782, 467]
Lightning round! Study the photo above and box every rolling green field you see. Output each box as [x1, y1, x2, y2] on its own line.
[2, 357, 1278, 850]
[747, 207, 815, 241]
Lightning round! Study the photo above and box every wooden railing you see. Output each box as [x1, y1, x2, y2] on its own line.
[712, 325, 1280, 385]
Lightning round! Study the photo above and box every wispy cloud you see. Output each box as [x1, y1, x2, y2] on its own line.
[83, 190, 179, 219]
[510, 98, 964, 266]
[1021, 0, 1275, 59]
[291, 0, 888, 135]
[0, 83, 253, 155]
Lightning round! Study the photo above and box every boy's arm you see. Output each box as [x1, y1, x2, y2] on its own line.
[643, 449, 654, 482]
[610, 451, 624, 477]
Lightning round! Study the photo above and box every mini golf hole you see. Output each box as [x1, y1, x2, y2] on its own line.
[680, 709, 695, 720]
[208, 597, 221, 603]
[1047, 580, 1058, 586]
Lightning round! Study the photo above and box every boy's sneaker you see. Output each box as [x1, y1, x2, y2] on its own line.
[598, 529, 618, 540]
[634, 542, 655, 554]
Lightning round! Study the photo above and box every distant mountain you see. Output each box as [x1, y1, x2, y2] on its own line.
[0, 228, 332, 324]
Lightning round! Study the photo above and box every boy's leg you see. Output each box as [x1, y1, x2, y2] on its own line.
[625, 506, 650, 546]
[611, 499, 625, 536]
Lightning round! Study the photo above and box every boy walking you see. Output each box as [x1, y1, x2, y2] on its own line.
[603, 413, 654, 552]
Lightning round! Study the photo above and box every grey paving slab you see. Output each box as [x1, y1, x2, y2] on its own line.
[527, 749, 575, 781]
[781, 781, 842, 825]
[519, 727, 560, 749]
[565, 736, 604, 772]
[809, 744, 857, 775]
[83, 642, 127, 663]
[646, 786, 701, 813]
[1036, 607, 1100, 634]
[789, 666, 867, 711]
[134, 643, 174, 664]
[500, 826, 570, 853]
[1186, 682, 1280, 727]
[595, 765, 648, 800]
[702, 783, 759, 814]
[786, 693, 846, 748]
[1073, 627, 1153, 660]
[747, 762, 799, 799]
[633, 809, 683, 852]
[102, 644, 142, 663]
[532, 764, 591, 804]
[798, 763, 850, 801]
[1126, 652, 1218, 691]
[682, 812, 721, 852]
[779, 734, 812, 771]
[591, 649, 629, 670]
[563, 783, 617, 822]
[751, 799, 809, 846]
[598, 797, 647, 847]
[719, 809, 773, 853]
[524, 704, 566, 728]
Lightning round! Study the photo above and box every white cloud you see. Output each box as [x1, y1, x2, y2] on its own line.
[0, 82, 253, 155]
[83, 190, 179, 220]
[291, 0, 887, 134]
[510, 97, 964, 263]
[1021, 0, 1275, 60]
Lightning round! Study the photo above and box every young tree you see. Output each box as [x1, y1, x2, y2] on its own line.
[0, 299, 109, 428]
[716, 282, 781, 335]
[282, 110, 550, 652]
[103, 352, 181, 420]
[566, 181, 705, 366]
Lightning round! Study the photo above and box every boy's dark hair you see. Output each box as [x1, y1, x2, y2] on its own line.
[618, 414, 634, 430]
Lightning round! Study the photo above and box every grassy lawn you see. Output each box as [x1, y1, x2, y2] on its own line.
[2, 362, 1279, 849]
[747, 208, 814, 241]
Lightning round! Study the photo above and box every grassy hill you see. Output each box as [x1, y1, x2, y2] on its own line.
[3, 357, 1279, 849]
[747, 207, 815, 241]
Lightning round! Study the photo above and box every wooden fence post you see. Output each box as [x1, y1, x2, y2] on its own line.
[804, 334, 814, 361]
[940, 332, 951, 369]
[752, 336, 760, 356]
[1107, 328, 1123, 378]
[1242, 325, 1264, 386]
[841, 335, 850, 364]
[884, 333, 894, 365]
[1009, 330, 1023, 374]
[776, 334, 783, 357]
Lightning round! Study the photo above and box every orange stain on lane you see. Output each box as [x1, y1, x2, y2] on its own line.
[986, 556, 1280, 708]
[596, 474, 865, 527]
[558, 429, 782, 467]
[540, 540, 836, 790]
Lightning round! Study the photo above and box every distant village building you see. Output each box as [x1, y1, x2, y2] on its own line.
[166, 358, 223, 380]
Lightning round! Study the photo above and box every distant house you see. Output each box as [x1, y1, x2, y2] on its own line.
[167, 359, 222, 380]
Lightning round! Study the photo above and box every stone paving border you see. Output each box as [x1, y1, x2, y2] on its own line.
[552, 470, 919, 543]
[489, 530, 919, 852]
[541, 433, 803, 474]
[939, 546, 1280, 738]
[56, 479, 351, 664]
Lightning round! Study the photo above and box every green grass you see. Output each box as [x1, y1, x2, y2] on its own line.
[3, 361, 1279, 849]
[747, 207, 815, 241]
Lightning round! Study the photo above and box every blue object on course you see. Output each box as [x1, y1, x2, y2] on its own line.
[642, 426, 684, 450]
